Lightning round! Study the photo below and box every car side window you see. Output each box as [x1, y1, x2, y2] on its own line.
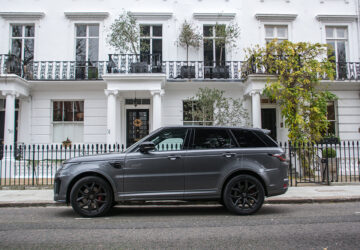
[192, 128, 235, 149]
[147, 128, 188, 151]
[231, 129, 267, 147]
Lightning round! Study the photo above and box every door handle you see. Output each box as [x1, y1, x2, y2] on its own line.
[223, 153, 236, 158]
[168, 155, 181, 160]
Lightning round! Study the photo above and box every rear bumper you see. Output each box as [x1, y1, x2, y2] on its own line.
[267, 178, 288, 197]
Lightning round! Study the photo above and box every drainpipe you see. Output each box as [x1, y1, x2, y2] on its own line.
[357, 0, 360, 60]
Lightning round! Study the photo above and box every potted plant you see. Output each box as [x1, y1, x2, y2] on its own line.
[62, 138, 72, 148]
[177, 20, 202, 78]
[108, 11, 149, 73]
[5, 52, 22, 75]
[321, 147, 338, 182]
[212, 22, 240, 78]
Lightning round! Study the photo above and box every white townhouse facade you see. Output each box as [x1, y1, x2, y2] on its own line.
[0, 0, 360, 147]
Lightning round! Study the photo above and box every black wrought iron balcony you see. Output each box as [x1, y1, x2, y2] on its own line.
[1, 54, 359, 81]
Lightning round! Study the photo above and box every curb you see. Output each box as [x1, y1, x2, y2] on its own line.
[0, 197, 359, 208]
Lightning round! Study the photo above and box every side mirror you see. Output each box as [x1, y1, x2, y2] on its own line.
[139, 141, 155, 153]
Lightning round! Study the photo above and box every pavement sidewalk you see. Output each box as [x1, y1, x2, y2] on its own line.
[0, 185, 359, 207]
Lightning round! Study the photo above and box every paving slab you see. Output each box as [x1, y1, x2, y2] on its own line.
[0, 185, 359, 207]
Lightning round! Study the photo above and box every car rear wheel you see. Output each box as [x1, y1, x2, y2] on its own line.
[70, 176, 113, 217]
[223, 174, 264, 215]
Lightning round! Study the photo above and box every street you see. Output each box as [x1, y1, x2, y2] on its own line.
[0, 203, 359, 249]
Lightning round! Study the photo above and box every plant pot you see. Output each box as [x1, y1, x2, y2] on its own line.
[5, 55, 22, 75]
[179, 66, 195, 78]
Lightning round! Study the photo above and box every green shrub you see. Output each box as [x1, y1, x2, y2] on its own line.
[322, 148, 336, 158]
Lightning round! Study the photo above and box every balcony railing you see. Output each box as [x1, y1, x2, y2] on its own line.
[1, 54, 359, 81]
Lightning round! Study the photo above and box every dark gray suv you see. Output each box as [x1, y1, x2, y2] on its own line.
[54, 126, 288, 217]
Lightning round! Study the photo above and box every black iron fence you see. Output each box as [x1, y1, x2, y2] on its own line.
[0, 141, 359, 187]
[279, 141, 360, 186]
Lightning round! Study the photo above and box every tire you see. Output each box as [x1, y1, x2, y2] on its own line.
[223, 174, 265, 215]
[70, 176, 113, 217]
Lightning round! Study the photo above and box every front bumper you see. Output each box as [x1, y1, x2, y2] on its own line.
[53, 171, 70, 203]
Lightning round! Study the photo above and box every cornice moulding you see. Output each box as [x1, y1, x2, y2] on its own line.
[130, 12, 173, 20]
[193, 13, 236, 21]
[255, 13, 297, 22]
[316, 15, 358, 22]
[64, 12, 109, 20]
[0, 12, 45, 20]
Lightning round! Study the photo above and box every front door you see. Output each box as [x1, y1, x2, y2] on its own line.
[126, 109, 149, 147]
[261, 108, 277, 141]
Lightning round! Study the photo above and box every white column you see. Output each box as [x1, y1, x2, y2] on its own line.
[250, 91, 262, 128]
[151, 90, 164, 131]
[105, 89, 119, 145]
[2, 91, 18, 146]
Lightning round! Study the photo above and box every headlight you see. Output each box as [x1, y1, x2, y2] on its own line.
[58, 162, 78, 172]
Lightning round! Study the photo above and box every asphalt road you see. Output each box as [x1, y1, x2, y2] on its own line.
[0, 203, 359, 249]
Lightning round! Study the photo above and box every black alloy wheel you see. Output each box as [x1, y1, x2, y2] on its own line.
[223, 175, 264, 215]
[70, 176, 113, 217]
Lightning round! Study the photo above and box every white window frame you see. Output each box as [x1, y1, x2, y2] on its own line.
[325, 26, 349, 62]
[139, 24, 163, 56]
[51, 100, 84, 143]
[75, 24, 100, 62]
[182, 100, 213, 126]
[317, 15, 358, 62]
[264, 25, 288, 43]
[9, 24, 35, 61]
[203, 24, 226, 65]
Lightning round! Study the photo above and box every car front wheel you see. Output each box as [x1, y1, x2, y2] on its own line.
[70, 176, 113, 217]
[223, 174, 265, 215]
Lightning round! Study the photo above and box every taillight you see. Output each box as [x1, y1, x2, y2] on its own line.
[271, 153, 287, 162]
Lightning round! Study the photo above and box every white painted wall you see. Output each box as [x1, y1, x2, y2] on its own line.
[1, 0, 360, 144]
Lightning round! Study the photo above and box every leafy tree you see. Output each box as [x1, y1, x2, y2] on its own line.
[246, 40, 337, 145]
[186, 87, 250, 127]
[108, 11, 139, 54]
[178, 20, 202, 63]
[214, 22, 240, 64]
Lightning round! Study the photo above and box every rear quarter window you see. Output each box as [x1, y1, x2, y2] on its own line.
[231, 129, 274, 148]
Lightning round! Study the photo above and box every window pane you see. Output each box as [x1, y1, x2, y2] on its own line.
[53, 123, 83, 143]
[76, 38, 86, 62]
[337, 41, 346, 62]
[232, 129, 267, 147]
[203, 25, 213, 37]
[74, 101, 84, 121]
[327, 102, 335, 120]
[336, 27, 347, 39]
[88, 38, 99, 61]
[25, 25, 35, 37]
[148, 128, 187, 151]
[140, 25, 150, 36]
[277, 26, 287, 38]
[254, 132, 278, 147]
[326, 27, 334, 38]
[76, 25, 86, 37]
[153, 26, 162, 36]
[152, 39, 162, 56]
[204, 39, 213, 65]
[12, 25, 22, 37]
[63, 101, 74, 121]
[183, 101, 192, 122]
[11, 39, 22, 58]
[24, 39, 34, 63]
[215, 25, 225, 37]
[215, 41, 225, 64]
[88, 25, 99, 37]
[193, 128, 235, 149]
[265, 26, 274, 38]
[53, 101, 63, 121]
[140, 39, 150, 54]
